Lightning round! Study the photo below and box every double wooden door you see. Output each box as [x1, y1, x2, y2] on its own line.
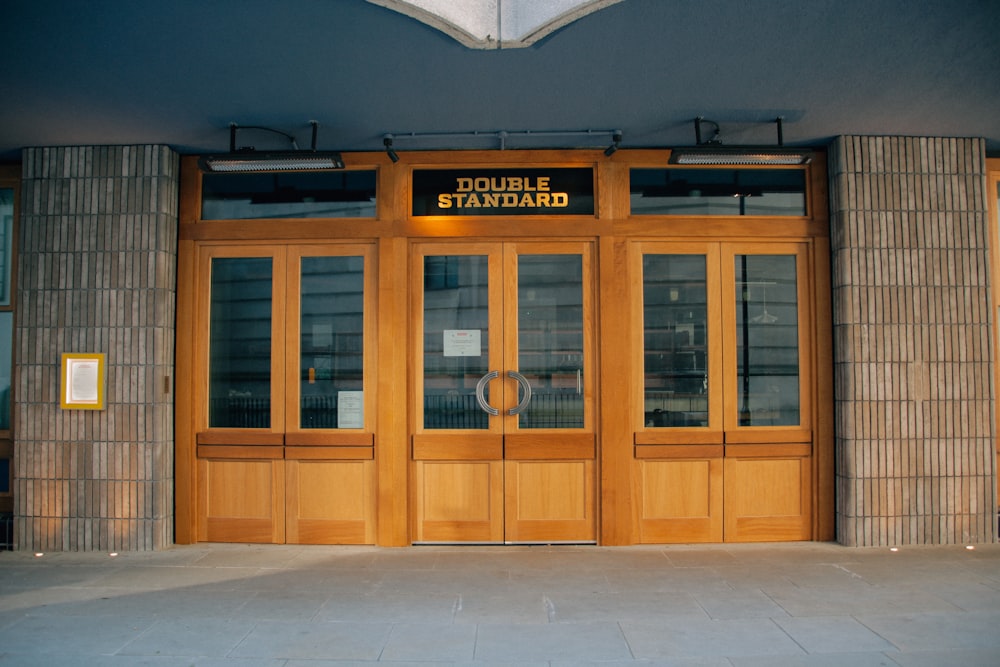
[633, 241, 817, 542]
[411, 241, 597, 543]
[195, 243, 376, 544]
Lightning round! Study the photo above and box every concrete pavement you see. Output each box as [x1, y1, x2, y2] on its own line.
[1, 541, 999, 665]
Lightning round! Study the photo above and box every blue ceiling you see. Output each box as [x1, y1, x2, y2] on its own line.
[1, 0, 998, 162]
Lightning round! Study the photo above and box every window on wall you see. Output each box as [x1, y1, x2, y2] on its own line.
[630, 168, 807, 216]
[0, 171, 18, 525]
[201, 170, 377, 220]
[638, 242, 809, 437]
[204, 245, 373, 433]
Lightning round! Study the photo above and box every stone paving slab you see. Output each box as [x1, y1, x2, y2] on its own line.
[0, 542, 998, 665]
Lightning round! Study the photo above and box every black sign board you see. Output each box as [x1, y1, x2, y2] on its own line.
[412, 168, 594, 216]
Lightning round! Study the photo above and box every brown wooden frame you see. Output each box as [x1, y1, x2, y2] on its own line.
[988, 158, 1000, 509]
[175, 149, 834, 545]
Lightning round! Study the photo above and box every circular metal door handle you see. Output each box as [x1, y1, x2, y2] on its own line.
[507, 370, 532, 416]
[475, 370, 500, 416]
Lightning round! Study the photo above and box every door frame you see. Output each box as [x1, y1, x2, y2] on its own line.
[630, 239, 827, 542]
[408, 239, 599, 543]
[175, 149, 833, 547]
[188, 241, 378, 544]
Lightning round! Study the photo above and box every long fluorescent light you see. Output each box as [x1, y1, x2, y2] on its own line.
[199, 152, 345, 172]
[670, 148, 811, 166]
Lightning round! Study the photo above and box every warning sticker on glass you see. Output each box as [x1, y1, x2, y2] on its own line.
[443, 329, 482, 357]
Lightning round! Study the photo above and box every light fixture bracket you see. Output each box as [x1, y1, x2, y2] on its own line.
[670, 117, 812, 166]
[199, 121, 345, 172]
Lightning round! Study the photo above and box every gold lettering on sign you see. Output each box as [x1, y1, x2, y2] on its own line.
[437, 175, 567, 210]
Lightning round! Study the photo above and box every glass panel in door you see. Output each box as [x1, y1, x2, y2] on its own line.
[209, 257, 273, 429]
[516, 254, 584, 429]
[734, 254, 800, 427]
[298, 255, 366, 429]
[642, 254, 709, 428]
[422, 254, 492, 430]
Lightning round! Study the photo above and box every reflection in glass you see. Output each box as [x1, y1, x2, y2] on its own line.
[642, 255, 708, 427]
[630, 169, 806, 216]
[517, 255, 584, 428]
[736, 255, 800, 426]
[201, 171, 377, 220]
[423, 256, 489, 429]
[209, 258, 272, 428]
[299, 256, 364, 429]
[0, 312, 10, 430]
[0, 188, 13, 305]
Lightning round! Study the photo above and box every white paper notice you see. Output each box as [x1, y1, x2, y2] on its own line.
[443, 329, 482, 357]
[68, 359, 100, 403]
[337, 390, 364, 428]
[312, 323, 333, 348]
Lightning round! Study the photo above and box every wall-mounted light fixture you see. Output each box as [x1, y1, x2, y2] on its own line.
[199, 121, 344, 172]
[604, 131, 623, 156]
[383, 134, 399, 163]
[669, 117, 811, 166]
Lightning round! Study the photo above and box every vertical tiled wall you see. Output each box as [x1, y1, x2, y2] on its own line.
[830, 136, 996, 545]
[15, 146, 178, 550]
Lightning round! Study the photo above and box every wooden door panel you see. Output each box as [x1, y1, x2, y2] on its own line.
[723, 456, 811, 541]
[414, 460, 503, 542]
[286, 459, 375, 544]
[411, 434, 504, 460]
[411, 242, 596, 544]
[635, 458, 723, 543]
[504, 460, 595, 542]
[504, 433, 594, 459]
[198, 458, 284, 543]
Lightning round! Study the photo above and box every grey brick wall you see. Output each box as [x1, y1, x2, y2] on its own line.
[14, 146, 178, 551]
[830, 136, 996, 545]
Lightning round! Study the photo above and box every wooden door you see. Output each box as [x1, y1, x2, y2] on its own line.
[283, 246, 376, 544]
[412, 241, 596, 543]
[632, 243, 724, 542]
[721, 243, 813, 541]
[195, 244, 376, 544]
[633, 242, 814, 542]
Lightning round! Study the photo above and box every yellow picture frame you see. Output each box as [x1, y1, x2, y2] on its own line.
[60, 353, 106, 410]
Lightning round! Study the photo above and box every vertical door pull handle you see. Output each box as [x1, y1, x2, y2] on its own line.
[507, 370, 532, 416]
[475, 370, 500, 416]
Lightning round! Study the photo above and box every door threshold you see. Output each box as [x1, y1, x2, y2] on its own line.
[413, 541, 598, 546]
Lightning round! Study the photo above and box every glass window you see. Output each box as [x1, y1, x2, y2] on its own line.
[0, 188, 12, 305]
[0, 313, 11, 431]
[209, 257, 273, 428]
[299, 256, 365, 429]
[642, 255, 708, 427]
[630, 168, 806, 216]
[735, 255, 800, 426]
[517, 255, 584, 429]
[202, 171, 377, 220]
[423, 255, 490, 429]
